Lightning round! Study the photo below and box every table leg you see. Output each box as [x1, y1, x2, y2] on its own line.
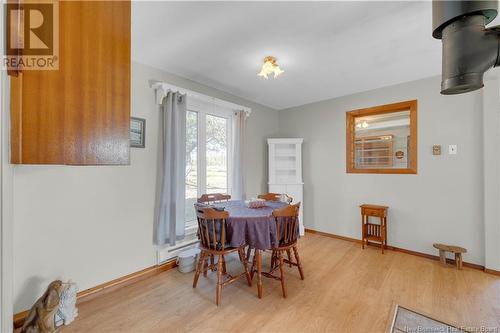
[256, 249, 263, 299]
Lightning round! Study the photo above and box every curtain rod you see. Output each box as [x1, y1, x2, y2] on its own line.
[149, 79, 252, 115]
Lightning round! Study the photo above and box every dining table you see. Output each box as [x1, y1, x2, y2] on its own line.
[213, 199, 287, 298]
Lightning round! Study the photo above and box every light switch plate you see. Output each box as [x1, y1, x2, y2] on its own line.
[449, 145, 458, 155]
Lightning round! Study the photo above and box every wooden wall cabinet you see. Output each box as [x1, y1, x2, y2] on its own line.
[10, 1, 131, 165]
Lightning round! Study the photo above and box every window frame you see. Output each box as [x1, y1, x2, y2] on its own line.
[346, 100, 417, 174]
[185, 98, 233, 228]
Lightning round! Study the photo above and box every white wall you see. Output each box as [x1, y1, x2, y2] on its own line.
[278, 76, 486, 265]
[483, 73, 500, 271]
[12, 62, 279, 313]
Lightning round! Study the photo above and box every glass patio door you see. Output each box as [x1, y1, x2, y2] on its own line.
[185, 107, 232, 226]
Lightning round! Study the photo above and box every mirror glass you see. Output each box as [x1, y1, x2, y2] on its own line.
[354, 110, 410, 169]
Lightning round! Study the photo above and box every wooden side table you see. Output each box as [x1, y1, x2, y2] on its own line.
[360, 204, 389, 254]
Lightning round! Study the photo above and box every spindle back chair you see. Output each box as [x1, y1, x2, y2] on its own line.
[257, 192, 281, 201]
[274, 203, 300, 248]
[197, 193, 231, 204]
[196, 207, 229, 251]
[257, 193, 293, 203]
[251, 203, 304, 298]
[246, 193, 293, 262]
[193, 206, 252, 305]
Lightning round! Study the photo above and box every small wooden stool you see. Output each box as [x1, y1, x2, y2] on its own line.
[433, 243, 467, 269]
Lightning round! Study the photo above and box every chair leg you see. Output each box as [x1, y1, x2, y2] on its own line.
[270, 250, 276, 271]
[193, 251, 205, 288]
[216, 255, 223, 306]
[250, 250, 257, 280]
[273, 251, 280, 270]
[203, 255, 208, 277]
[221, 255, 227, 274]
[293, 246, 304, 280]
[278, 251, 287, 298]
[286, 249, 293, 267]
[239, 248, 252, 287]
[211, 254, 215, 271]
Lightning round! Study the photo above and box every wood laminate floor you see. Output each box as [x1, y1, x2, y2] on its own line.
[63, 233, 500, 332]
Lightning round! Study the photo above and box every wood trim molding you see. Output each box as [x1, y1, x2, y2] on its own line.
[304, 228, 487, 272]
[346, 99, 417, 174]
[77, 260, 177, 302]
[484, 268, 500, 276]
[13, 260, 177, 329]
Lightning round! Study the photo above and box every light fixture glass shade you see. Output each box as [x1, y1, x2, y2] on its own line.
[258, 56, 284, 79]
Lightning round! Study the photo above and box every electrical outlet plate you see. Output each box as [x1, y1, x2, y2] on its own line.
[449, 145, 458, 155]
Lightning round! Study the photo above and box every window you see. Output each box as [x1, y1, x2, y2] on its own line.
[346, 100, 417, 174]
[185, 100, 233, 226]
[206, 114, 229, 194]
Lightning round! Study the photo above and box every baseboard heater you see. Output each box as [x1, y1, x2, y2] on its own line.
[157, 238, 199, 264]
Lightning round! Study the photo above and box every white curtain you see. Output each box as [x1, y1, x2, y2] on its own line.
[231, 110, 246, 200]
[153, 92, 187, 246]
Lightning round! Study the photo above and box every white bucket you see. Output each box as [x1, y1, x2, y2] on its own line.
[177, 248, 200, 273]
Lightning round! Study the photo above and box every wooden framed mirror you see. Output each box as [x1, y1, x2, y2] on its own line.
[346, 100, 417, 174]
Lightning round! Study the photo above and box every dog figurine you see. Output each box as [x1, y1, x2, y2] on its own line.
[21, 280, 63, 333]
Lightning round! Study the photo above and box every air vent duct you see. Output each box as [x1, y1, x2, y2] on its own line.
[432, 1, 500, 94]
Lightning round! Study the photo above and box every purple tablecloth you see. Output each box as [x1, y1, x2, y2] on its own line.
[213, 200, 287, 250]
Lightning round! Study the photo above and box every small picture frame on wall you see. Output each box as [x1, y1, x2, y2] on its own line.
[130, 117, 146, 148]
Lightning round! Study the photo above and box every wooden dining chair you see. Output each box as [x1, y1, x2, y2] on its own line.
[198, 193, 231, 204]
[257, 193, 293, 203]
[257, 192, 280, 201]
[251, 203, 304, 298]
[193, 207, 252, 306]
[195, 195, 231, 276]
[247, 194, 294, 262]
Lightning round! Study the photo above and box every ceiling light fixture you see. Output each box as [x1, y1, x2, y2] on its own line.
[258, 56, 284, 79]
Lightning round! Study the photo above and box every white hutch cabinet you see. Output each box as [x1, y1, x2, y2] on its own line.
[267, 138, 304, 235]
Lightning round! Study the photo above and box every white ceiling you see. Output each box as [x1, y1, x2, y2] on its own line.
[132, 1, 444, 110]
